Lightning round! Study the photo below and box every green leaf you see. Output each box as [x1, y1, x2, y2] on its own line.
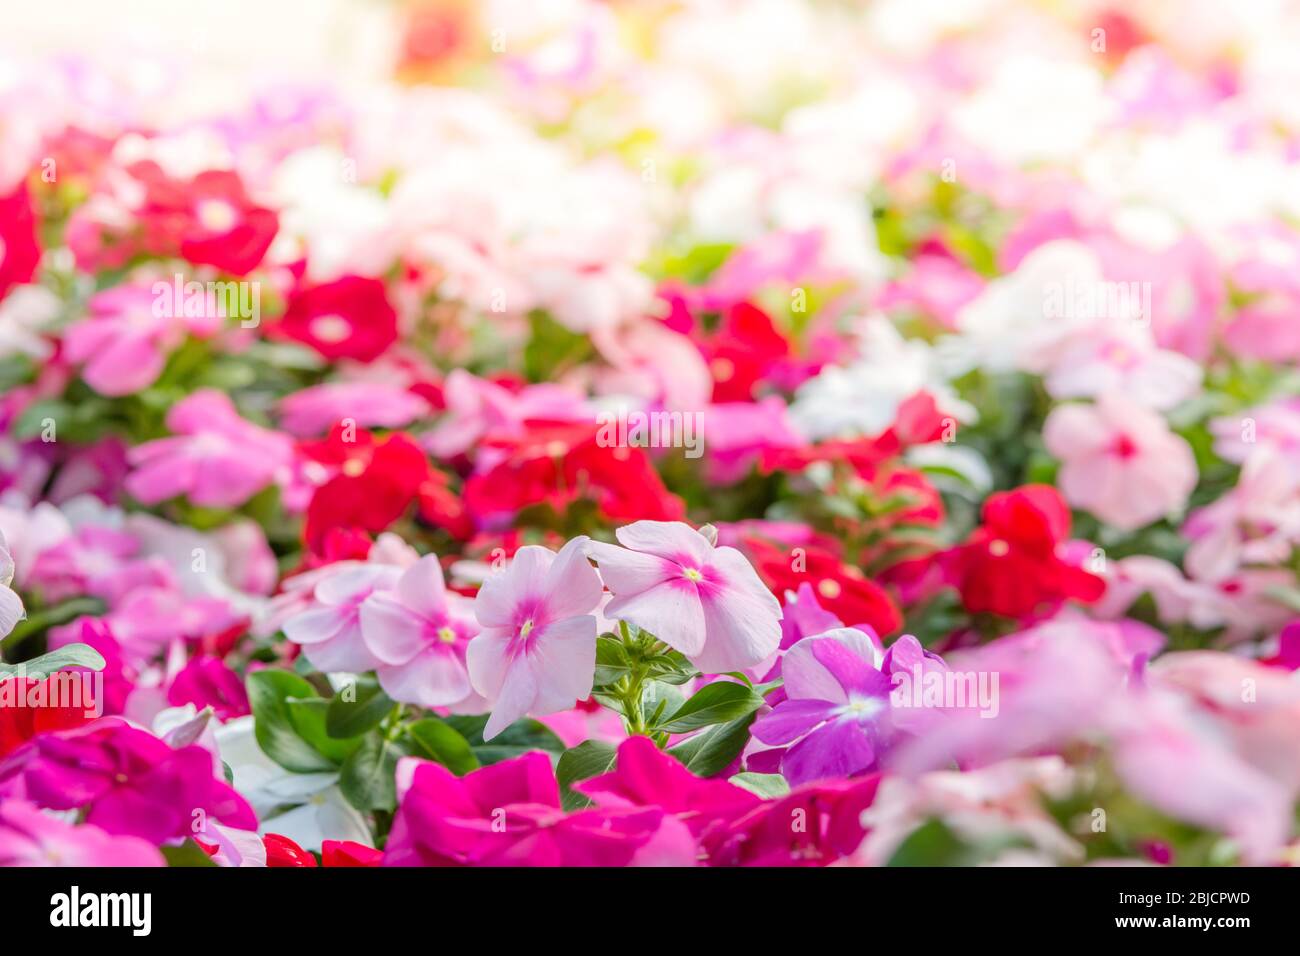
[161, 839, 219, 867]
[442, 714, 566, 766]
[556, 740, 619, 811]
[406, 718, 479, 776]
[592, 635, 632, 686]
[286, 698, 365, 764]
[246, 669, 339, 773]
[654, 681, 763, 734]
[339, 733, 409, 813]
[729, 772, 790, 799]
[325, 678, 393, 739]
[667, 712, 756, 777]
[0, 643, 106, 680]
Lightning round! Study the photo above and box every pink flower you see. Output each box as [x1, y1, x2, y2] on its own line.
[466, 537, 602, 740]
[63, 284, 220, 397]
[1182, 449, 1300, 583]
[28, 526, 173, 607]
[126, 390, 293, 508]
[1043, 395, 1197, 531]
[588, 521, 782, 673]
[278, 382, 432, 437]
[424, 370, 589, 461]
[284, 563, 403, 673]
[384, 752, 691, 866]
[0, 800, 163, 867]
[1044, 327, 1201, 410]
[359, 555, 482, 710]
[0, 721, 256, 845]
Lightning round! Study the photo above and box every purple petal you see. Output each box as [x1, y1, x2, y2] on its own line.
[751, 698, 838, 746]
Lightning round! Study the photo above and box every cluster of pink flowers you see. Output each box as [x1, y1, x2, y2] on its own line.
[1, 0, 1299, 869]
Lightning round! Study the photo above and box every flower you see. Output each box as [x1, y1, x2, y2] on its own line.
[322, 839, 383, 867]
[278, 382, 432, 437]
[1043, 395, 1197, 531]
[384, 752, 690, 866]
[588, 521, 783, 673]
[274, 276, 398, 362]
[577, 736, 760, 840]
[466, 537, 602, 740]
[941, 484, 1105, 619]
[264, 833, 318, 867]
[746, 538, 902, 638]
[125, 390, 293, 508]
[0, 529, 22, 638]
[0, 799, 163, 867]
[0, 674, 99, 758]
[0, 182, 40, 301]
[284, 562, 404, 673]
[751, 628, 936, 785]
[359, 555, 482, 709]
[63, 283, 221, 397]
[166, 656, 250, 720]
[0, 721, 256, 845]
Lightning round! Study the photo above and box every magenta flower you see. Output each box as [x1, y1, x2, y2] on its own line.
[359, 555, 482, 710]
[125, 390, 293, 508]
[384, 752, 690, 867]
[466, 537, 602, 740]
[588, 521, 782, 673]
[0, 799, 164, 867]
[284, 562, 403, 673]
[578, 736, 760, 840]
[0, 722, 256, 845]
[167, 655, 251, 720]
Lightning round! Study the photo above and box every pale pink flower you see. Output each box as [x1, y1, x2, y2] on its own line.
[359, 555, 483, 710]
[63, 283, 220, 397]
[284, 563, 403, 673]
[1182, 449, 1300, 583]
[424, 370, 589, 461]
[125, 390, 293, 508]
[0, 529, 22, 638]
[1044, 327, 1201, 410]
[466, 537, 602, 740]
[0, 800, 164, 867]
[588, 521, 782, 673]
[277, 382, 432, 437]
[1043, 395, 1197, 531]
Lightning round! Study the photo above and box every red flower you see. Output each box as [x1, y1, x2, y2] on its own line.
[135, 162, 279, 276]
[941, 484, 1106, 619]
[302, 425, 433, 554]
[0, 182, 41, 301]
[698, 302, 793, 402]
[322, 839, 383, 867]
[746, 538, 903, 637]
[464, 423, 684, 527]
[263, 833, 318, 867]
[0, 675, 97, 758]
[275, 276, 398, 362]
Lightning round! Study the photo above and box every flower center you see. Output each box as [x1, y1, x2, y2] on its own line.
[437, 626, 457, 645]
[988, 539, 1010, 557]
[310, 314, 352, 343]
[682, 567, 704, 582]
[519, 618, 535, 640]
[817, 578, 841, 599]
[196, 198, 238, 233]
